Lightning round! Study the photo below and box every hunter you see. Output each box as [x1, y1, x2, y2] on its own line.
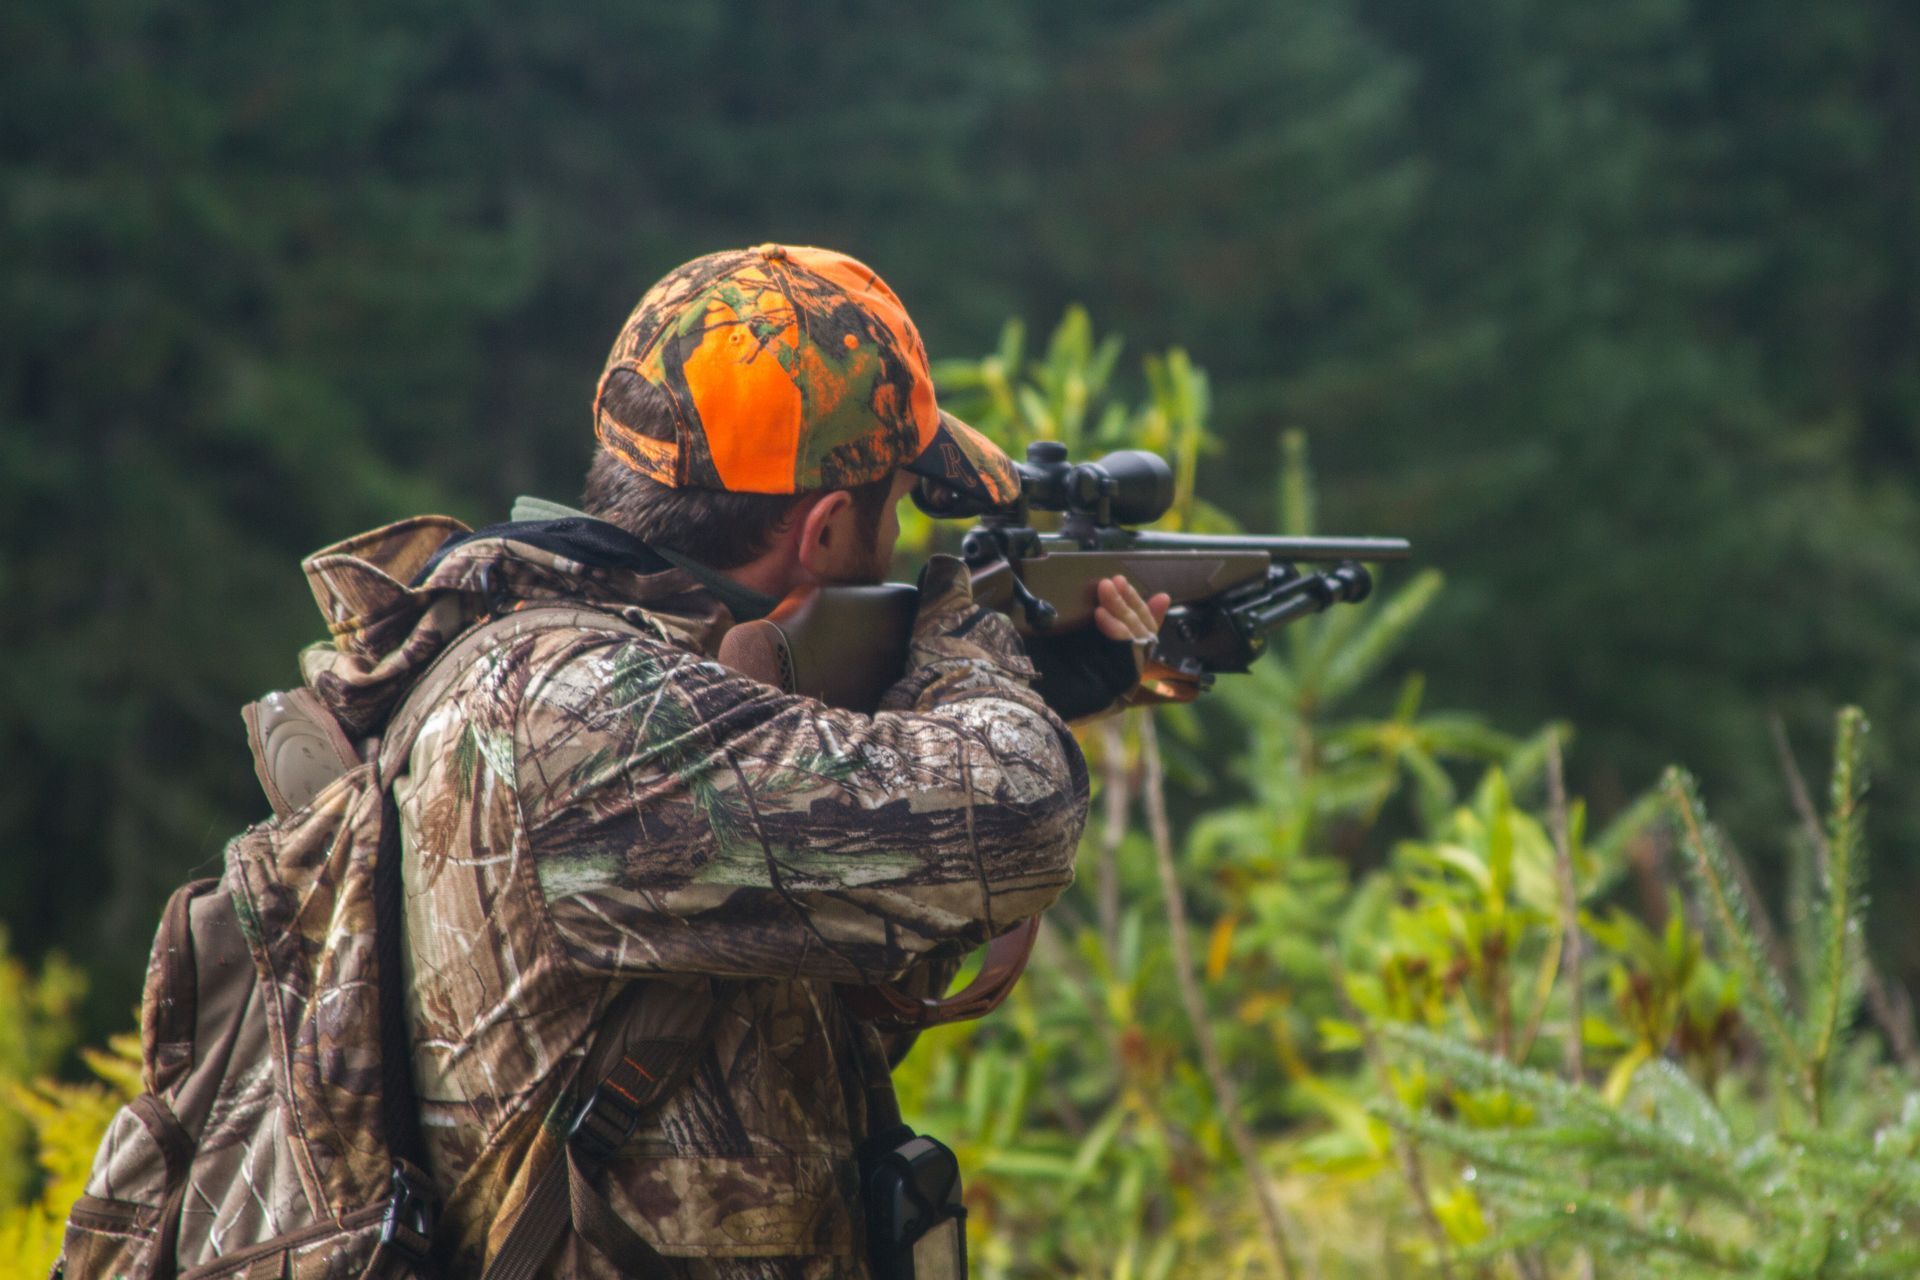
[296, 245, 1168, 1277]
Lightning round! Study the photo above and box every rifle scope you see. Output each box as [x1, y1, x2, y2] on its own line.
[912, 441, 1176, 526]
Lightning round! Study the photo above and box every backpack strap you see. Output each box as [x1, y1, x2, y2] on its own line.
[480, 982, 736, 1280]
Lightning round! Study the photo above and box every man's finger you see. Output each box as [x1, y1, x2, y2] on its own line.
[1093, 611, 1128, 641]
[1108, 576, 1160, 638]
[1092, 577, 1168, 651]
[1098, 579, 1136, 640]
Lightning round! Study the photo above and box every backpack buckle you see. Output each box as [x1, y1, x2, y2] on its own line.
[380, 1162, 438, 1261]
[567, 1079, 643, 1168]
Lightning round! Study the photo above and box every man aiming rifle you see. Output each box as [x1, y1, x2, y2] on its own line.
[366, 243, 1169, 1280]
[58, 244, 1401, 1280]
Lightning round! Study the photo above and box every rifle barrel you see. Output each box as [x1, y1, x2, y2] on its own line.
[1117, 532, 1412, 561]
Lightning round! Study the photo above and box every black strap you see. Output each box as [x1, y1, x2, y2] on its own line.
[368, 607, 652, 1268]
[373, 797, 436, 1260]
[410, 518, 675, 587]
[844, 1005, 904, 1134]
[369, 607, 716, 1280]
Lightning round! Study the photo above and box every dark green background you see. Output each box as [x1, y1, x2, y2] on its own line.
[6, 0, 1919, 1035]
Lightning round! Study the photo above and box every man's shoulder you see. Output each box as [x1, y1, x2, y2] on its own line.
[403, 605, 694, 750]
[493, 604, 726, 748]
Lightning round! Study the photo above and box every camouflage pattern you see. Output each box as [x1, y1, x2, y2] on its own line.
[295, 516, 1088, 1277]
[594, 244, 1019, 505]
[73, 730, 419, 1274]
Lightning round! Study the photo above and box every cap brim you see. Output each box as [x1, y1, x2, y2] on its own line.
[904, 411, 1021, 511]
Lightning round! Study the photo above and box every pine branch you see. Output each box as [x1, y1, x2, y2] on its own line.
[1381, 1026, 1750, 1203]
[1628, 1060, 1732, 1158]
[1466, 1171, 1760, 1274]
[1806, 708, 1870, 1119]
[1663, 768, 1813, 1107]
[1771, 713, 1920, 1073]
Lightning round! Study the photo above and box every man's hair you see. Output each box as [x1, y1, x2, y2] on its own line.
[584, 367, 897, 568]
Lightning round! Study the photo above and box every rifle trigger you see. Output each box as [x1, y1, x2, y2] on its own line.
[1007, 571, 1056, 631]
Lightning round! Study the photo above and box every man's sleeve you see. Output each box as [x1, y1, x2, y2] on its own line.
[513, 558, 1091, 985]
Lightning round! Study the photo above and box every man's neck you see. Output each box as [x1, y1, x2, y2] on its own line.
[715, 557, 793, 601]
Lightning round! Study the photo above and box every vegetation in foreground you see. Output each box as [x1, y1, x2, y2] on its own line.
[3, 317, 1915, 1279]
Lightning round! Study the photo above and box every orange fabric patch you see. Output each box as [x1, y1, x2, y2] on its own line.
[682, 293, 805, 493]
[793, 249, 939, 450]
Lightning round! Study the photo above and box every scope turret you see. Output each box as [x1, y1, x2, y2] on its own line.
[1065, 450, 1173, 526]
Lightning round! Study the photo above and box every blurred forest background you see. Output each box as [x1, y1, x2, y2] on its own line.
[6, 0, 1920, 1274]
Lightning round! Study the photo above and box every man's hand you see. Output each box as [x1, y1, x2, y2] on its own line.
[1027, 576, 1174, 721]
[1092, 575, 1172, 660]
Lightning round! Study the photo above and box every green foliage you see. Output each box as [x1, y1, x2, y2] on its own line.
[0, 933, 134, 1280]
[10, 0, 1920, 1052]
[4, 305, 1918, 1274]
[10, 0, 1920, 1227]
[892, 313, 1920, 1275]
[1369, 710, 1920, 1278]
[895, 313, 1564, 1274]
[0, 932, 85, 1210]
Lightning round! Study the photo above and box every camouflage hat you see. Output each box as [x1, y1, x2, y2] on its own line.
[594, 244, 1018, 504]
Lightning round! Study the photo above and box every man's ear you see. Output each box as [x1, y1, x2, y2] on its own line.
[795, 489, 853, 579]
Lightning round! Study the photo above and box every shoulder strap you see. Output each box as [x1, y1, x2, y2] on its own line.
[479, 982, 735, 1280]
[380, 606, 730, 1280]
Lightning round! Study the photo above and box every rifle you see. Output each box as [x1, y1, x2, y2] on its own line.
[717, 441, 1410, 1028]
[717, 441, 1411, 713]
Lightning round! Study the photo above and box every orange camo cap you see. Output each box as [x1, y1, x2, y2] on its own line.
[594, 244, 1018, 504]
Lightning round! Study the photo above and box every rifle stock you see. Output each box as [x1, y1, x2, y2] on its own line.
[717, 583, 918, 713]
[713, 544, 1396, 711]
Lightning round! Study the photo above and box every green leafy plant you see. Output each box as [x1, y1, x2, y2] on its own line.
[0, 934, 137, 1280]
[1372, 709, 1920, 1278]
[900, 310, 1538, 1277]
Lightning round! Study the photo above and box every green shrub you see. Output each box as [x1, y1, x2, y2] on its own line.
[0, 936, 135, 1280]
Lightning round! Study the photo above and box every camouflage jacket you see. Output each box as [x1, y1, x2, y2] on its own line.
[297, 515, 1089, 1278]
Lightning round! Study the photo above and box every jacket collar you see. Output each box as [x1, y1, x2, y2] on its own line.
[297, 513, 736, 736]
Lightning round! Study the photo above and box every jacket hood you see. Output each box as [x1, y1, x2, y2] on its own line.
[297, 514, 732, 736]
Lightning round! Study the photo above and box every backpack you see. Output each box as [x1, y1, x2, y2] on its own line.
[57, 605, 724, 1280]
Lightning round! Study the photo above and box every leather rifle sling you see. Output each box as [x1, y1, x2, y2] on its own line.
[838, 917, 1039, 1030]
